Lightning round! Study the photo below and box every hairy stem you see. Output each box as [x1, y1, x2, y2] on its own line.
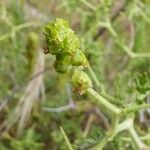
[123, 104, 150, 114]
[87, 88, 121, 115]
[128, 124, 149, 150]
[87, 63, 101, 88]
[94, 115, 120, 150]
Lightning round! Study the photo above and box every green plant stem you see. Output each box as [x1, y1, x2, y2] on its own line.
[123, 104, 150, 114]
[134, 53, 150, 58]
[122, 134, 150, 142]
[107, 22, 117, 37]
[94, 121, 124, 150]
[94, 117, 148, 150]
[101, 20, 150, 58]
[15, 22, 41, 31]
[94, 116, 120, 150]
[79, 0, 97, 11]
[107, 115, 120, 141]
[140, 10, 150, 25]
[60, 126, 74, 150]
[0, 22, 41, 42]
[111, 115, 120, 131]
[94, 136, 108, 150]
[87, 88, 121, 115]
[87, 63, 101, 88]
[100, 90, 124, 106]
[116, 40, 135, 57]
[87, 62, 123, 106]
[128, 124, 147, 150]
[87, 63, 123, 106]
[116, 117, 149, 150]
[0, 33, 10, 42]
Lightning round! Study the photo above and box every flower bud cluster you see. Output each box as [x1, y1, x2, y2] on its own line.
[44, 18, 87, 73]
[44, 18, 92, 94]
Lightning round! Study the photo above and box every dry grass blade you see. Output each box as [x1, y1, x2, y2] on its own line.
[0, 50, 45, 134]
[17, 50, 45, 134]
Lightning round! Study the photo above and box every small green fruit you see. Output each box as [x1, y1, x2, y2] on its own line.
[54, 53, 71, 74]
[71, 70, 93, 94]
[71, 50, 87, 66]
[63, 32, 80, 54]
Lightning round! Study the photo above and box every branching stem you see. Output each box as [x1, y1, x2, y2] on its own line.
[87, 62, 101, 88]
[87, 88, 121, 115]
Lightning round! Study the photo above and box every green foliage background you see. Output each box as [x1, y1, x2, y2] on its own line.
[0, 0, 150, 149]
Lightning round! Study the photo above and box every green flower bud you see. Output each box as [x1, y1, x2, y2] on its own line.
[44, 18, 80, 55]
[44, 18, 67, 54]
[63, 32, 80, 54]
[71, 70, 93, 95]
[71, 50, 87, 66]
[55, 52, 71, 62]
[54, 53, 71, 74]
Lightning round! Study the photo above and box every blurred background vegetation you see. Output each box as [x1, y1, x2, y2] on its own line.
[0, 0, 150, 149]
